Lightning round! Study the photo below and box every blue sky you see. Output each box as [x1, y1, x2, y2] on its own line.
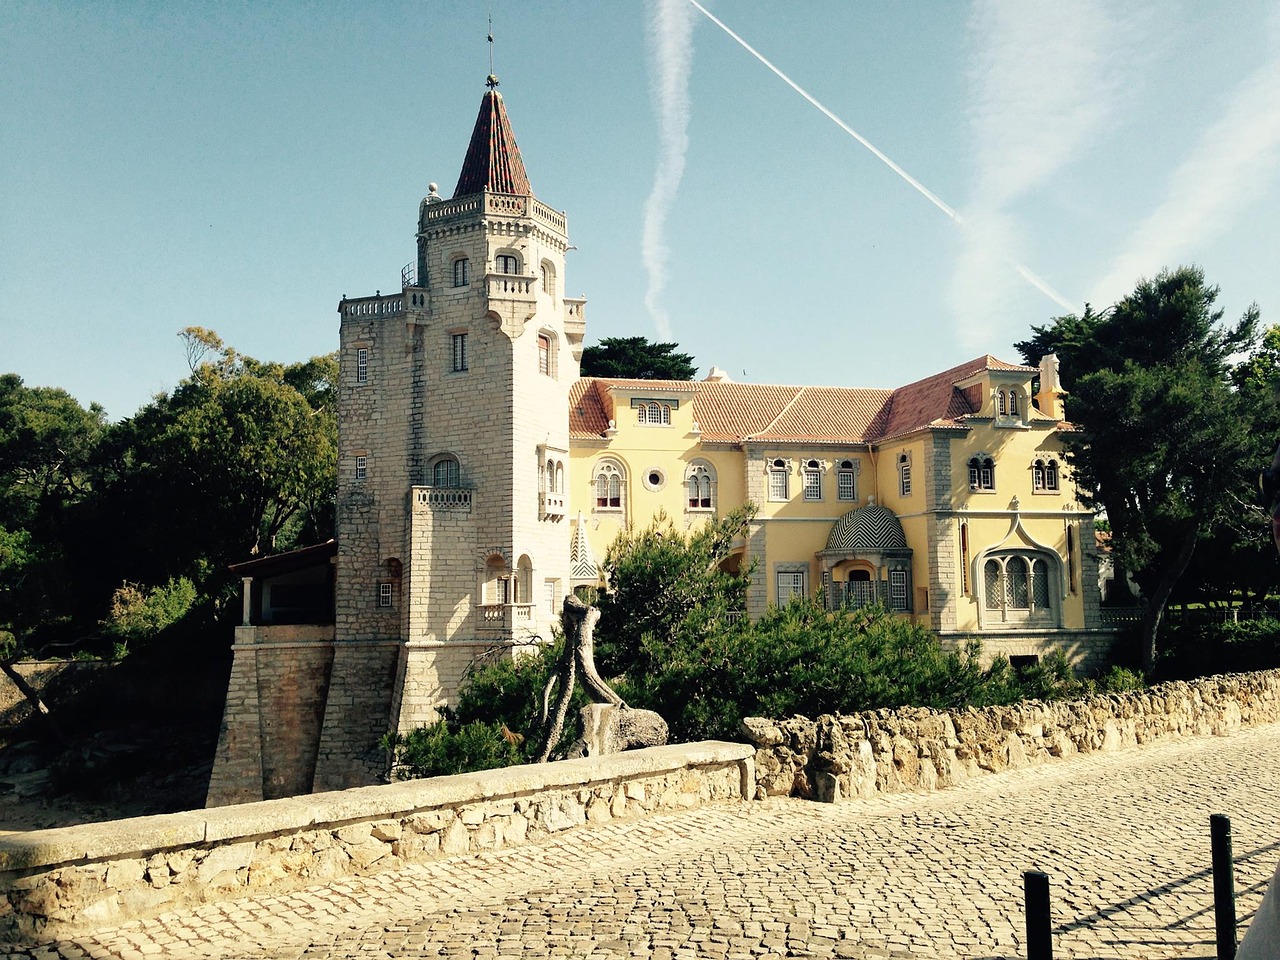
[3, 0, 1279, 420]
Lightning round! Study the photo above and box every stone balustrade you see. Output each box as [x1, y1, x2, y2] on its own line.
[0, 742, 754, 941]
[742, 669, 1280, 803]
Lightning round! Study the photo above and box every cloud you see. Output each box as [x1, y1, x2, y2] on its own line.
[641, 0, 696, 342]
[951, 0, 1142, 338]
[1092, 22, 1280, 304]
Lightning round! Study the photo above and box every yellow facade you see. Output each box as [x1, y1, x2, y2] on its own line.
[567, 356, 1113, 669]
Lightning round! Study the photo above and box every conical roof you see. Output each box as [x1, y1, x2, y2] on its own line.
[453, 86, 532, 198]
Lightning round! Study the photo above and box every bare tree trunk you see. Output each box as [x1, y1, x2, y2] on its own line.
[0, 658, 64, 744]
[1141, 527, 1200, 676]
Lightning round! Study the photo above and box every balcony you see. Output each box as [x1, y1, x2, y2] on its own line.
[477, 603, 535, 636]
[540, 491, 566, 520]
[413, 486, 472, 511]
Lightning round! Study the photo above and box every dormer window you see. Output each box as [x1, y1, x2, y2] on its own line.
[635, 399, 673, 425]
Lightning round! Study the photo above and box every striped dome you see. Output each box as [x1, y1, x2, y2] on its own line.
[827, 503, 907, 551]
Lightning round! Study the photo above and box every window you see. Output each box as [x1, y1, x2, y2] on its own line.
[1045, 459, 1059, 491]
[378, 582, 393, 608]
[686, 461, 715, 511]
[496, 253, 519, 274]
[451, 333, 468, 372]
[968, 456, 995, 491]
[898, 453, 912, 497]
[837, 460, 857, 501]
[982, 552, 1055, 623]
[998, 389, 1007, 416]
[1008, 390, 1019, 416]
[432, 456, 460, 487]
[356, 347, 369, 384]
[803, 460, 822, 501]
[355, 455, 367, 481]
[768, 459, 789, 501]
[540, 260, 556, 297]
[545, 578, 561, 615]
[594, 460, 624, 510]
[889, 570, 909, 612]
[538, 334, 551, 377]
[452, 257, 470, 287]
[776, 569, 807, 603]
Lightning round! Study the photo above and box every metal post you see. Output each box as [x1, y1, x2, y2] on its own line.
[1025, 870, 1053, 960]
[1211, 813, 1237, 960]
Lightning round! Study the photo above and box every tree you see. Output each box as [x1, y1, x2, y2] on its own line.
[579, 336, 697, 380]
[1016, 267, 1259, 674]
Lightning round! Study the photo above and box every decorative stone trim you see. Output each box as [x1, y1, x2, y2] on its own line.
[0, 742, 754, 942]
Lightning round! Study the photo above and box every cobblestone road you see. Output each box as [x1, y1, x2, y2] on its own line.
[10, 724, 1280, 960]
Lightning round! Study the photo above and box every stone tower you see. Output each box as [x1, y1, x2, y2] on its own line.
[313, 78, 586, 789]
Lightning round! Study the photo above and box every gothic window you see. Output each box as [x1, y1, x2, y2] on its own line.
[451, 333, 468, 372]
[898, 453, 912, 498]
[768, 459, 789, 501]
[803, 459, 822, 501]
[981, 552, 1056, 624]
[837, 460, 857, 501]
[495, 253, 519, 274]
[432, 456, 460, 488]
[968, 456, 995, 491]
[686, 460, 716, 511]
[594, 460, 624, 510]
[452, 257, 470, 287]
[356, 347, 369, 385]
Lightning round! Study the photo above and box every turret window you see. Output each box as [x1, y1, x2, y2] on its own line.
[496, 253, 519, 275]
[355, 456, 367, 481]
[451, 333, 468, 372]
[355, 348, 369, 384]
[540, 259, 557, 297]
[452, 257, 470, 287]
[432, 456, 461, 488]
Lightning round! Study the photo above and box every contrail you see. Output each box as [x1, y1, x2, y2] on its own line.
[685, 0, 1078, 313]
[642, 0, 696, 342]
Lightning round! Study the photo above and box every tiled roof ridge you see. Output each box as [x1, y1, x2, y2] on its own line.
[745, 386, 807, 441]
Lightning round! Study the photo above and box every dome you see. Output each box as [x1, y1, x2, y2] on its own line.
[826, 502, 907, 551]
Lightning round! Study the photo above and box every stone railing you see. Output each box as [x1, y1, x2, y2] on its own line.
[742, 670, 1280, 803]
[0, 742, 753, 941]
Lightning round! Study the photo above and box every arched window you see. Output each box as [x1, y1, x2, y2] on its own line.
[898, 453, 912, 497]
[803, 459, 822, 501]
[998, 389, 1008, 416]
[637, 404, 648, 424]
[452, 257, 470, 287]
[836, 459, 857, 501]
[594, 460, 624, 510]
[432, 456, 460, 488]
[554, 461, 564, 494]
[981, 552, 1056, 624]
[537, 334, 552, 377]
[545, 459, 556, 493]
[1032, 459, 1046, 491]
[968, 456, 995, 491]
[768, 458, 789, 501]
[495, 253, 519, 274]
[540, 259, 557, 297]
[686, 461, 716, 511]
[1045, 458, 1059, 491]
[1008, 390, 1019, 416]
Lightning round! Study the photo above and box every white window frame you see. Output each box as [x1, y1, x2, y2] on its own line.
[837, 460, 857, 501]
[889, 570, 909, 612]
[969, 456, 995, 491]
[981, 552, 1056, 625]
[378, 581, 393, 608]
[355, 455, 367, 481]
[898, 454, 912, 498]
[355, 347, 369, 385]
[803, 460, 822, 501]
[776, 568, 807, 603]
[768, 459, 790, 501]
[593, 460, 625, 511]
[686, 461, 716, 512]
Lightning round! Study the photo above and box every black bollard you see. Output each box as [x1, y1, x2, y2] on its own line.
[1211, 813, 1237, 960]
[1025, 870, 1053, 960]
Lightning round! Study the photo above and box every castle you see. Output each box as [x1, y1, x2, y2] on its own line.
[206, 81, 1114, 806]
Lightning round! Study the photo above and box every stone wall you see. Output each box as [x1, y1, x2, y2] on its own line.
[743, 670, 1280, 803]
[0, 741, 753, 942]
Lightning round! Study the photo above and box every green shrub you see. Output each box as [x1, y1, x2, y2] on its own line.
[1098, 664, 1146, 693]
[100, 577, 198, 653]
[382, 720, 521, 780]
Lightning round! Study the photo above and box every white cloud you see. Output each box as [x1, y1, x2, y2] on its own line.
[641, 0, 696, 342]
[1093, 24, 1280, 304]
[952, 0, 1143, 340]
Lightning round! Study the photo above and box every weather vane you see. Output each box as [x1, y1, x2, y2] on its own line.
[486, 13, 499, 89]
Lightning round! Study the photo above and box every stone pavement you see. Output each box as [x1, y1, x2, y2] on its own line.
[8, 723, 1280, 960]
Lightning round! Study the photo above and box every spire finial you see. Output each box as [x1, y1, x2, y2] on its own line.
[486, 14, 498, 89]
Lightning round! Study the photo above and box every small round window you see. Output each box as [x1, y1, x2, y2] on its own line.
[643, 468, 666, 492]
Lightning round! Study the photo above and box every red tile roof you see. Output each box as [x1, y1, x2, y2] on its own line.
[453, 89, 532, 198]
[570, 355, 1058, 444]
